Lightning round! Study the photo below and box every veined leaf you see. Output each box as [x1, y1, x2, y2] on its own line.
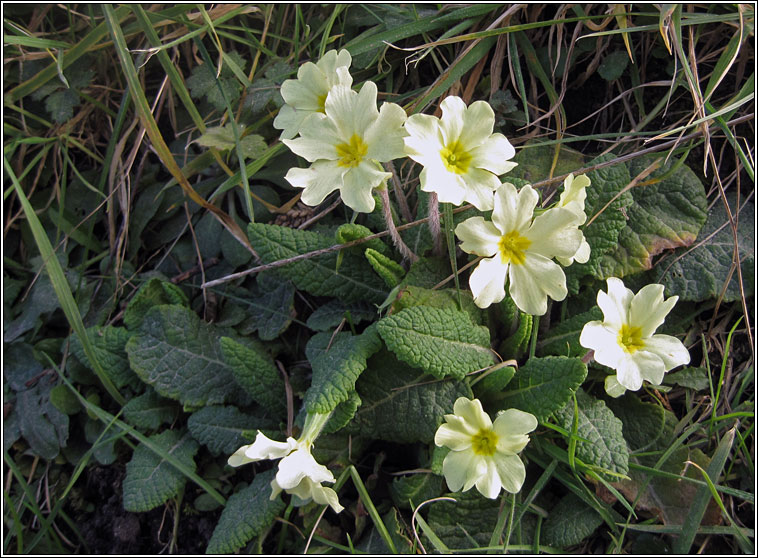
[188, 406, 268, 456]
[220, 337, 285, 412]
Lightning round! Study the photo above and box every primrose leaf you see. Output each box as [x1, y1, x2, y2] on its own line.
[186, 62, 243, 111]
[69, 325, 140, 390]
[426, 490, 501, 550]
[348, 350, 472, 443]
[390, 473, 444, 510]
[304, 324, 382, 414]
[188, 406, 268, 456]
[306, 299, 376, 331]
[232, 277, 295, 341]
[536, 306, 602, 357]
[554, 389, 629, 479]
[122, 388, 179, 431]
[656, 194, 754, 302]
[219, 337, 285, 412]
[598, 50, 629, 81]
[123, 278, 189, 330]
[123, 430, 199, 512]
[125, 305, 245, 407]
[391, 285, 483, 325]
[377, 306, 494, 380]
[541, 493, 604, 547]
[247, 223, 389, 304]
[206, 469, 285, 554]
[195, 123, 267, 159]
[599, 155, 708, 278]
[495, 356, 587, 421]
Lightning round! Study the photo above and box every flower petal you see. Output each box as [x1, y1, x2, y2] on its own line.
[642, 334, 690, 372]
[439, 96, 466, 144]
[455, 216, 501, 257]
[285, 163, 345, 207]
[243, 432, 296, 461]
[508, 253, 567, 316]
[458, 100, 495, 149]
[469, 133, 516, 175]
[469, 255, 509, 308]
[491, 182, 538, 235]
[580, 321, 626, 368]
[604, 375, 628, 398]
[442, 449, 480, 493]
[475, 460, 503, 499]
[452, 397, 493, 431]
[525, 206, 583, 260]
[435, 421, 475, 451]
[283, 113, 341, 161]
[364, 101, 407, 162]
[273, 104, 308, 140]
[403, 113, 444, 166]
[340, 162, 388, 212]
[459, 167, 498, 210]
[629, 283, 677, 337]
[597, 278, 633, 330]
[420, 166, 468, 206]
[493, 453, 526, 494]
[228, 444, 256, 467]
[616, 350, 664, 391]
[493, 409, 537, 444]
[276, 447, 334, 490]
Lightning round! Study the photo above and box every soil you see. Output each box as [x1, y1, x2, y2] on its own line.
[73, 464, 219, 554]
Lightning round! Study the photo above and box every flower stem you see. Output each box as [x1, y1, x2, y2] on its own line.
[377, 185, 418, 263]
[427, 192, 443, 256]
[442, 202, 462, 310]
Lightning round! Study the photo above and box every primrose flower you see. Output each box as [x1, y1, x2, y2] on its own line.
[273, 49, 353, 140]
[435, 397, 537, 499]
[228, 413, 343, 513]
[283, 80, 407, 213]
[403, 96, 516, 210]
[579, 277, 690, 396]
[455, 182, 583, 315]
[555, 173, 591, 266]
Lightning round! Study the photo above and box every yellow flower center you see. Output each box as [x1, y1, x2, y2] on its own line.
[335, 134, 368, 168]
[618, 324, 645, 354]
[316, 93, 327, 113]
[498, 231, 531, 265]
[440, 140, 472, 174]
[471, 429, 498, 456]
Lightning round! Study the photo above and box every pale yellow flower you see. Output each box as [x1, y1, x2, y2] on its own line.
[455, 182, 583, 314]
[273, 49, 353, 140]
[403, 96, 516, 210]
[555, 173, 591, 266]
[435, 397, 537, 499]
[580, 277, 690, 396]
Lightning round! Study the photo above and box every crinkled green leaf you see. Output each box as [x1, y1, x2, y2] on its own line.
[195, 123, 267, 159]
[663, 366, 710, 390]
[495, 356, 587, 420]
[4, 272, 61, 342]
[84, 417, 118, 465]
[17, 381, 69, 460]
[323, 391, 362, 435]
[4, 342, 45, 392]
[565, 154, 634, 292]
[606, 392, 676, 453]
[335, 223, 390, 256]
[536, 306, 602, 357]
[188, 406, 266, 456]
[186, 57, 244, 111]
[599, 155, 708, 278]
[123, 429, 199, 512]
[499, 310, 532, 360]
[390, 473, 444, 510]
[541, 493, 604, 547]
[45, 88, 79, 123]
[357, 508, 414, 554]
[247, 223, 388, 304]
[473, 365, 516, 403]
[365, 248, 405, 288]
[554, 389, 629, 479]
[509, 142, 584, 184]
[392, 285, 483, 325]
[123, 278, 188, 330]
[426, 489, 501, 550]
[69, 325, 139, 390]
[377, 306, 494, 380]
[220, 336, 285, 412]
[657, 195, 754, 302]
[232, 275, 295, 341]
[125, 305, 244, 407]
[49, 384, 81, 415]
[206, 469, 285, 554]
[306, 299, 376, 331]
[348, 350, 472, 443]
[123, 388, 179, 431]
[400, 255, 450, 289]
[304, 324, 383, 414]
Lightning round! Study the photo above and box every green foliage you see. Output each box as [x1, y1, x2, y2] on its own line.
[207, 469, 285, 554]
[247, 223, 389, 303]
[123, 429, 199, 512]
[598, 51, 629, 81]
[122, 389, 179, 431]
[425, 490, 502, 549]
[657, 194, 754, 301]
[188, 406, 267, 456]
[494, 356, 587, 420]
[229, 275, 295, 341]
[186, 52, 246, 111]
[537, 306, 602, 357]
[349, 350, 472, 443]
[306, 299, 376, 331]
[365, 248, 406, 287]
[377, 306, 494, 380]
[392, 285, 483, 324]
[195, 123, 267, 159]
[69, 325, 140, 390]
[126, 305, 246, 407]
[554, 389, 629, 479]
[220, 336, 286, 412]
[123, 278, 189, 330]
[303, 325, 383, 414]
[390, 473, 444, 510]
[599, 155, 709, 278]
[541, 493, 604, 547]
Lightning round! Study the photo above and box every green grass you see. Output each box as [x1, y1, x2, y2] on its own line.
[3, 4, 753, 554]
